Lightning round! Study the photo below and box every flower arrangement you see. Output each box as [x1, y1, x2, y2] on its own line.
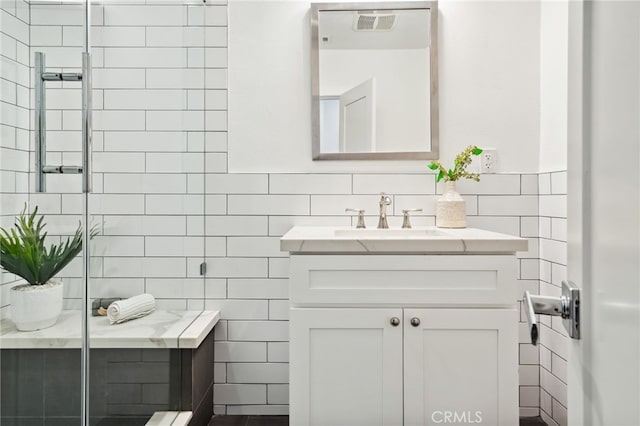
[0, 205, 94, 285]
[428, 145, 483, 183]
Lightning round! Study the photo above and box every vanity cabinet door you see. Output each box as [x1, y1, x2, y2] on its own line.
[290, 308, 404, 426]
[403, 308, 518, 426]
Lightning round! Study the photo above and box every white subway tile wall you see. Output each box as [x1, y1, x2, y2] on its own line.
[208, 172, 543, 415]
[25, 0, 216, 314]
[0, 0, 31, 318]
[0, 0, 569, 419]
[538, 171, 568, 426]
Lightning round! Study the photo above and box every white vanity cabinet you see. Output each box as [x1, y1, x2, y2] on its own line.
[403, 308, 517, 426]
[282, 227, 528, 426]
[290, 307, 404, 426]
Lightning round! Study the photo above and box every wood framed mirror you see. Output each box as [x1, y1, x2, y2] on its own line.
[311, 1, 439, 160]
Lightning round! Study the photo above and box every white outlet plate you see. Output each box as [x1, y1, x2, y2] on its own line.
[480, 148, 497, 173]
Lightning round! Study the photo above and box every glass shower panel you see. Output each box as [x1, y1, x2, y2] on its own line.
[88, 0, 207, 424]
[1, 1, 89, 425]
[1, 0, 209, 425]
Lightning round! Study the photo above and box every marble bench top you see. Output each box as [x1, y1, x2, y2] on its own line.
[0, 310, 220, 350]
[146, 411, 192, 426]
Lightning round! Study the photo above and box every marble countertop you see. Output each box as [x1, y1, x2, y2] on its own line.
[0, 310, 220, 350]
[281, 226, 528, 254]
[146, 411, 192, 426]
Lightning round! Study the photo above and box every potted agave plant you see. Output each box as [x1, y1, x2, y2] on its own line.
[428, 145, 483, 228]
[0, 206, 90, 331]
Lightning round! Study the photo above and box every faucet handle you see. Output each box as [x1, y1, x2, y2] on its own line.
[345, 208, 366, 229]
[402, 208, 423, 229]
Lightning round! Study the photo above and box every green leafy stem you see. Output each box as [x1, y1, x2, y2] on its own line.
[0, 205, 98, 286]
[428, 146, 483, 183]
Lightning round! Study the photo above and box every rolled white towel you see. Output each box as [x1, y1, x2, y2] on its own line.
[107, 293, 156, 325]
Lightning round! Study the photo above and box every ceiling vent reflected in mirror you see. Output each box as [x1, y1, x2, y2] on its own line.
[354, 13, 397, 31]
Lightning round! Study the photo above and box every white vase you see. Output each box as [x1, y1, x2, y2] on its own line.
[10, 279, 63, 331]
[436, 181, 466, 228]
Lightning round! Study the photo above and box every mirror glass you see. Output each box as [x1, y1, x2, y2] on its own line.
[312, 2, 438, 160]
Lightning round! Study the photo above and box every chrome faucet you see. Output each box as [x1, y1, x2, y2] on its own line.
[377, 192, 392, 229]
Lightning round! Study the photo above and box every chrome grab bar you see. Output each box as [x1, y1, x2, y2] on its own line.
[523, 280, 581, 345]
[34, 52, 89, 192]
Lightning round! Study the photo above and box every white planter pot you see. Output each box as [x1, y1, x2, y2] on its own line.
[10, 279, 63, 331]
[436, 181, 467, 228]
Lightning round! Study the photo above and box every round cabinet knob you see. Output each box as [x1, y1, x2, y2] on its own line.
[390, 317, 400, 327]
[410, 317, 421, 327]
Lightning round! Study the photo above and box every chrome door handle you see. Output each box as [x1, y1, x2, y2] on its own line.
[524, 280, 581, 345]
[390, 317, 400, 327]
[410, 317, 420, 327]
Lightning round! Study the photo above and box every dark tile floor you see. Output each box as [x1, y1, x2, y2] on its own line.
[209, 415, 548, 426]
[520, 417, 548, 426]
[209, 416, 288, 426]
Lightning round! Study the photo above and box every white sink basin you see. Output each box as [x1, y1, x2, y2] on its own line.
[334, 228, 449, 237]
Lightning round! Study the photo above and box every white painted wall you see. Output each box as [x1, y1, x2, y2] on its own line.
[539, 0, 569, 173]
[228, 0, 540, 173]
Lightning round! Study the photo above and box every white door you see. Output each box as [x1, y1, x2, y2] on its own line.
[403, 309, 518, 426]
[289, 308, 403, 426]
[567, 1, 640, 424]
[339, 78, 376, 152]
